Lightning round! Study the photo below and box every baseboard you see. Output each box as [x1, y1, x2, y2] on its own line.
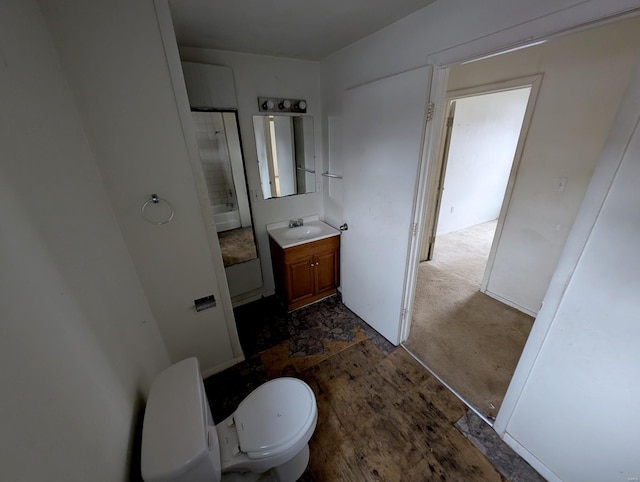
[483, 290, 537, 317]
[201, 355, 245, 379]
[502, 433, 561, 482]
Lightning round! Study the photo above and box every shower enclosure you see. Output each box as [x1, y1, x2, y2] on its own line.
[192, 111, 243, 232]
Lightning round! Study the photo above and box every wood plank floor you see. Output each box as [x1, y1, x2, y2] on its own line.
[205, 296, 506, 481]
[296, 338, 504, 481]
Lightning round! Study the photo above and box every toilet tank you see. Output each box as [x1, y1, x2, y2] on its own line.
[141, 358, 222, 482]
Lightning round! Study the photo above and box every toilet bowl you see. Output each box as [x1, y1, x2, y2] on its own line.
[141, 358, 317, 482]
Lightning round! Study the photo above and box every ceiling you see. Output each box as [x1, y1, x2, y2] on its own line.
[168, 0, 438, 61]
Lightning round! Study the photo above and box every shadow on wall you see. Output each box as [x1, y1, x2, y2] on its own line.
[127, 391, 146, 482]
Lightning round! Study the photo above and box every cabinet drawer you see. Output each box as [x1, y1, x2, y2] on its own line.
[282, 235, 339, 263]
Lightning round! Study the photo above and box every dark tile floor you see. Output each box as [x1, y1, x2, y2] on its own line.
[204, 294, 537, 481]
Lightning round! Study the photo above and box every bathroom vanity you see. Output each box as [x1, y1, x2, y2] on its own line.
[268, 219, 340, 311]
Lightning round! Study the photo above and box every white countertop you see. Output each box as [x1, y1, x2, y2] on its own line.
[267, 217, 340, 249]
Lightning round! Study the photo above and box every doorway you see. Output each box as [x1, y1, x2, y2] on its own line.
[430, 86, 532, 288]
[406, 83, 535, 421]
[403, 16, 640, 425]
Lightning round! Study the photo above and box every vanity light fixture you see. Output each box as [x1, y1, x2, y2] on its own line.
[258, 97, 307, 113]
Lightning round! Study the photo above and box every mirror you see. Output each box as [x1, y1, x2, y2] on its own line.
[253, 115, 316, 199]
[192, 110, 258, 268]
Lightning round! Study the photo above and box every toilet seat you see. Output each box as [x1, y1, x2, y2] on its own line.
[233, 378, 316, 459]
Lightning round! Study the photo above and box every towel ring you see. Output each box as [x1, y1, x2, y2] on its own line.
[141, 194, 174, 225]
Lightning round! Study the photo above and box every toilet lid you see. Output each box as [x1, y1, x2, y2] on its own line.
[233, 378, 316, 459]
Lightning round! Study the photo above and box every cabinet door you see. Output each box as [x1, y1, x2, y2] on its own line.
[314, 249, 338, 295]
[287, 256, 315, 304]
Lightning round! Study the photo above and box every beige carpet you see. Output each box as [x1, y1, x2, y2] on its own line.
[405, 221, 534, 421]
[218, 227, 258, 267]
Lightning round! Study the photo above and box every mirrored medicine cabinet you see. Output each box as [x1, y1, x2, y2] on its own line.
[253, 115, 316, 200]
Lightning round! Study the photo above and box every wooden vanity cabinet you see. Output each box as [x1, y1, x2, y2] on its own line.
[270, 235, 340, 311]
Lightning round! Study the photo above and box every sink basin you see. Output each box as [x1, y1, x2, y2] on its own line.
[281, 225, 323, 240]
[268, 220, 340, 249]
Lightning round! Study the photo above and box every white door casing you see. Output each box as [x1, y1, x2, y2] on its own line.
[341, 66, 432, 345]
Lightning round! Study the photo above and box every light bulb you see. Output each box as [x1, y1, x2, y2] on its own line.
[280, 99, 291, 109]
[263, 99, 275, 110]
[297, 100, 307, 110]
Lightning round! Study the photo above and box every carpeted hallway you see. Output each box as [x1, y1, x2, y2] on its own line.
[404, 220, 534, 421]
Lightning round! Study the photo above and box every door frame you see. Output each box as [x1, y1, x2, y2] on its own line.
[423, 99, 456, 261]
[398, 66, 449, 343]
[434, 76, 542, 312]
[405, 74, 542, 342]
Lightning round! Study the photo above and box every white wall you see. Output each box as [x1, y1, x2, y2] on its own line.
[437, 89, 530, 235]
[39, 0, 242, 373]
[448, 16, 640, 314]
[502, 58, 640, 482]
[0, 1, 169, 480]
[178, 47, 323, 297]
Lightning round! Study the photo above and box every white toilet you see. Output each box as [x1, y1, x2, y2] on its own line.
[141, 358, 317, 482]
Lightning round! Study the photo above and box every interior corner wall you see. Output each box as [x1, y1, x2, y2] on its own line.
[177, 47, 323, 297]
[39, 0, 240, 373]
[436, 89, 530, 236]
[0, 1, 169, 480]
[448, 16, 640, 314]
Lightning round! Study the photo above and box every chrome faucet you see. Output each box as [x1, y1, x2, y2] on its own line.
[289, 218, 304, 228]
